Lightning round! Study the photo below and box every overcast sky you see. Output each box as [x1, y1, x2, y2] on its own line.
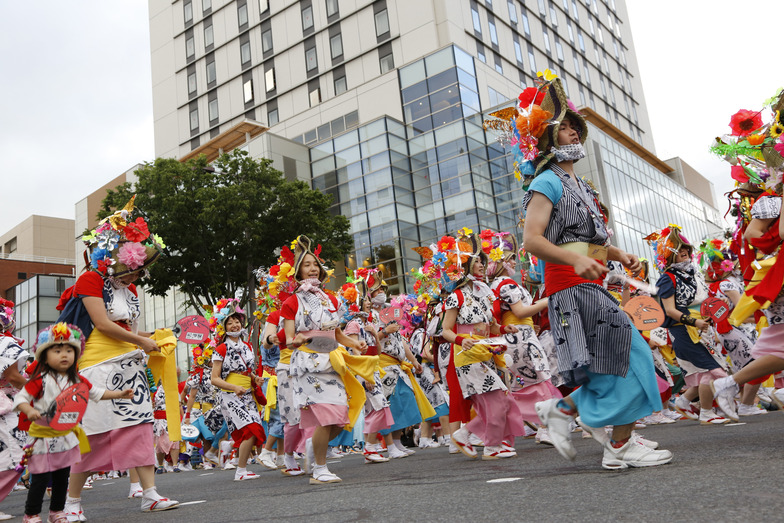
[1, 1, 780, 234]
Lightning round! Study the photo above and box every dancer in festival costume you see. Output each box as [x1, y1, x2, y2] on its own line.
[15, 323, 133, 523]
[485, 231, 559, 444]
[152, 383, 179, 473]
[646, 226, 734, 425]
[183, 343, 225, 468]
[65, 198, 178, 520]
[282, 235, 377, 484]
[510, 75, 671, 469]
[209, 299, 265, 481]
[257, 322, 284, 470]
[440, 232, 525, 461]
[340, 279, 392, 464]
[0, 300, 29, 520]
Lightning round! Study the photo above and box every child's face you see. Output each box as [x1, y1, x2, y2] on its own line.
[47, 344, 75, 374]
[225, 316, 242, 333]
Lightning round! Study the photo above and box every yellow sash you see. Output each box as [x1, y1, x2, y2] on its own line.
[378, 354, 436, 421]
[224, 373, 264, 412]
[148, 329, 182, 441]
[193, 402, 213, 411]
[675, 309, 708, 344]
[453, 334, 506, 369]
[279, 348, 293, 365]
[729, 257, 775, 326]
[262, 371, 277, 422]
[29, 424, 91, 454]
[298, 345, 377, 428]
[78, 328, 136, 370]
[501, 310, 534, 328]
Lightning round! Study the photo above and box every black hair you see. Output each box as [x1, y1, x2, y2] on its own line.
[29, 343, 81, 392]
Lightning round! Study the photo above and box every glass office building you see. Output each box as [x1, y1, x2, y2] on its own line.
[8, 274, 75, 347]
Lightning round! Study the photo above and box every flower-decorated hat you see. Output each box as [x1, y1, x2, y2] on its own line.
[208, 298, 246, 340]
[354, 267, 387, 295]
[191, 342, 215, 368]
[697, 238, 736, 280]
[33, 322, 85, 360]
[338, 273, 370, 323]
[292, 235, 329, 282]
[411, 230, 476, 294]
[0, 298, 15, 333]
[82, 196, 165, 277]
[485, 230, 519, 280]
[644, 224, 693, 270]
[255, 243, 299, 318]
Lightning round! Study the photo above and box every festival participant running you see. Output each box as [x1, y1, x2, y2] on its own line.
[210, 300, 265, 481]
[66, 199, 178, 520]
[441, 233, 525, 461]
[519, 77, 671, 470]
[409, 316, 450, 448]
[184, 344, 225, 467]
[648, 226, 733, 425]
[15, 323, 133, 523]
[282, 236, 373, 485]
[0, 300, 29, 520]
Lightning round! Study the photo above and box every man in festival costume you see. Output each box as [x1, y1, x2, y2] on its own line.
[514, 74, 672, 469]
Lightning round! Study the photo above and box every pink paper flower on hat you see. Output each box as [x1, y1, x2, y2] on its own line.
[117, 242, 148, 270]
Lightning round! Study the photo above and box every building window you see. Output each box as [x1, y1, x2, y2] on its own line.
[571, 0, 579, 20]
[259, 0, 269, 13]
[334, 75, 347, 94]
[579, 84, 586, 106]
[600, 76, 607, 97]
[306, 46, 318, 71]
[566, 20, 574, 42]
[379, 50, 394, 73]
[573, 51, 581, 77]
[508, 1, 518, 23]
[543, 29, 551, 55]
[375, 9, 390, 37]
[528, 45, 536, 74]
[309, 86, 321, 107]
[549, 4, 558, 26]
[238, 3, 249, 27]
[583, 62, 590, 85]
[588, 17, 594, 35]
[613, 38, 619, 59]
[578, 30, 585, 53]
[186, 35, 195, 59]
[265, 67, 275, 92]
[206, 58, 216, 84]
[330, 34, 343, 59]
[477, 41, 486, 63]
[471, 4, 482, 33]
[326, 0, 339, 17]
[241, 41, 252, 65]
[597, 26, 604, 45]
[302, 5, 314, 31]
[243, 79, 254, 103]
[522, 11, 530, 37]
[208, 99, 219, 122]
[262, 29, 273, 53]
[204, 24, 214, 48]
[494, 53, 503, 74]
[488, 18, 498, 46]
[189, 108, 199, 132]
[538, 0, 546, 15]
[188, 71, 197, 95]
[184, 1, 193, 24]
[514, 40, 523, 64]
[268, 108, 279, 125]
[594, 44, 600, 64]
[203, 0, 211, 12]
[555, 38, 564, 61]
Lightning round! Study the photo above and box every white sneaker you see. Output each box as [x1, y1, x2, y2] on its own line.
[259, 449, 278, 469]
[535, 427, 553, 446]
[575, 417, 609, 447]
[141, 495, 179, 512]
[535, 399, 576, 461]
[64, 499, 86, 522]
[699, 408, 730, 425]
[711, 376, 739, 421]
[602, 439, 673, 470]
[631, 432, 659, 449]
[738, 403, 768, 416]
[450, 427, 478, 459]
[418, 438, 438, 449]
[234, 470, 261, 481]
[388, 445, 409, 459]
[482, 445, 516, 460]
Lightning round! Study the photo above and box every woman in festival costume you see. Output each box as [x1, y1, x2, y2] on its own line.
[184, 343, 225, 467]
[257, 315, 284, 470]
[209, 299, 265, 481]
[440, 232, 525, 460]
[282, 235, 376, 485]
[0, 300, 29, 520]
[646, 226, 733, 425]
[515, 76, 671, 469]
[15, 324, 132, 523]
[65, 198, 178, 520]
[340, 278, 393, 464]
[152, 382, 179, 473]
[485, 231, 559, 443]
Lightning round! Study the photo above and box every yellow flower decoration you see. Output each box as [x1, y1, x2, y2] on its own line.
[276, 263, 295, 281]
[667, 223, 681, 230]
[489, 247, 504, 262]
[770, 111, 784, 138]
[290, 238, 299, 250]
[196, 356, 205, 365]
[537, 69, 558, 81]
[82, 231, 97, 243]
[151, 234, 166, 249]
[457, 227, 473, 237]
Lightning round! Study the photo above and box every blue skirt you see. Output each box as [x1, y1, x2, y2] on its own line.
[571, 323, 660, 427]
[191, 416, 228, 447]
[261, 407, 285, 439]
[380, 379, 422, 435]
[426, 402, 449, 422]
[329, 427, 354, 446]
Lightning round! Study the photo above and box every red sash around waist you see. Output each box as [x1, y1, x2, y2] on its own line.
[544, 262, 604, 296]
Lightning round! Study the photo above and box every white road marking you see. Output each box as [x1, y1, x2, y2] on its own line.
[198, 472, 215, 476]
[726, 422, 747, 426]
[487, 477, 522, 483]
[178, 500, 207, 506]
[101, 482, 115, 486]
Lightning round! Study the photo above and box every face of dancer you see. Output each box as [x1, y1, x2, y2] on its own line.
[361, 299, 371, 313]
[225, 316, 242, 333]
[299, 254, 320, 280]
[118, 272, 141, 285]
[557, 117, 581, 146]
[46, 343, 76, 375]
[471, 258, 485, 278]
[674, 247, 691, 264]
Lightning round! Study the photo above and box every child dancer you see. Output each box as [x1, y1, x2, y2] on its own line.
[14, 323, 132, 523]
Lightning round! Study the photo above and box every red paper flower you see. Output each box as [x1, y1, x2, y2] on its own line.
[438, 235, 456, 253]
[730, 165, 749, 183]
[314, 244, 323, 259]
[729, 109, 763, 137]
[518, 87, 546, 109]
[279, 246, 295, 265]
[479, 229, 494, 241]
[124, 217, 150, 243]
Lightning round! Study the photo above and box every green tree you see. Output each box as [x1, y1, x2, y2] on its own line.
[99, 149, 352, 312]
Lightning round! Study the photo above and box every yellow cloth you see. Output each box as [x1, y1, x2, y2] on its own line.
[659, 344, 677, 365]
[262, 371, 277, 422]
[452, 334, 506, 369]
[756, 315, 769, 337]
[193, 402, 213, 411]
[378, 354, 437, 421]
[78, 328, 136, 370]
[29, 423, 91, 454]
[729, 257, 775, 326]
[148, 329, 181, 441]
[299, 345, 378, 428]
[501, 310, 534, 328]
[225, 373, 264, 412]
[675, 309, 708, 344]
[279, 348, 293, 365]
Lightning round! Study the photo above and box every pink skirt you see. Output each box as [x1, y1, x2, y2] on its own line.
[751, 324, 784, 360]
[155, 431, 177, 455]
[465, 389, 526, 447]
[509, 382, 562, 423]
[684, 368, 727, 387]
[28, 446, 80, 475]
[0, 469, 20, 503]
[71, 423, 155, 473]
[363, 407, 394, 434]
[298, 404, 349, 429]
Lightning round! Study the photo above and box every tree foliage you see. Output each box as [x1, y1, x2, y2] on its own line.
[100, 150, 352, 311]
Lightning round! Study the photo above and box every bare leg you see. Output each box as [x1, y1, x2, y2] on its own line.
[439, 415, 451, 435]
[732, 355, 784, 386]
[135, 465, 156, 490]
[128, 468, 140, 484]
[312, 425, 343, 466]
[237, 436, 257, 468]
[698, 383, 714, 410]
[264, 435, 279, 451]
[741, 383, 762, 406]
[681, 386, 699, 402]
[68, 471, 91, 499]
[610, 423, 634, 442]
[420, 421, 433, 440]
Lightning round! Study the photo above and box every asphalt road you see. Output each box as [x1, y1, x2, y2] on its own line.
[3, 413, 783, 522]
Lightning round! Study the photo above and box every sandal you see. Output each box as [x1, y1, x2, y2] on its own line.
[309, 470, 342, 485]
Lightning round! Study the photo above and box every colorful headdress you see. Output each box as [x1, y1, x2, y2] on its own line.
[390, 293, 428, 337]
[484, 230, 519, 280]
[354, 267, 387, 294]
[697, 239, 736, 280]
[191, 343, 215, 368]
[338, 272, 369, 323]
[0, 298, 15, 333]
[82, 196, 165, 277]
[33, 322, 85, 361]
[644, 224, 693, 270]
[255, 243, 298, 318]
[208, 298, 245, 339]
[292, 235, 329, 282]
[710, 88, 784, 195]
[411, 230, 477, 294]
